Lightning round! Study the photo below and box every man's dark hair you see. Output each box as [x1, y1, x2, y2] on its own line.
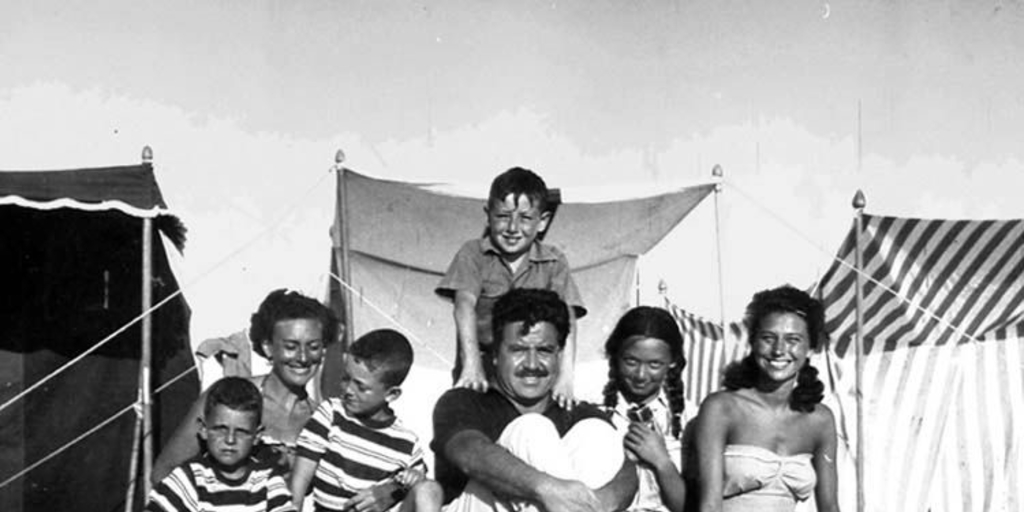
[249, 288, 340, 358]
[204, 377, 263, 424]
[348, 329, 415, 387]
[491, 288, 570, 348]
[488, 167, 550, 213]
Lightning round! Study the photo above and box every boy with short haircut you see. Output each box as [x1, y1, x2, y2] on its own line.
[436, 167, 586, 404]
[290, 329, 441, 512]
[147, 377, 296, 512]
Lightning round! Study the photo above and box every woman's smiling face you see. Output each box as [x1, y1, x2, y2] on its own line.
[262, 318, 325, 390]
[752, 311, 811, 384]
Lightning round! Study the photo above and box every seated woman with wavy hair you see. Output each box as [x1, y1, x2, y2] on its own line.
[694, 285, 840, 512]
[153, 289, 339, 484]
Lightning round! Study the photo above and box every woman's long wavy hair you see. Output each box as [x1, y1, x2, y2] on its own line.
[723, 285, 826, 412]
[602, 306, 687, 438]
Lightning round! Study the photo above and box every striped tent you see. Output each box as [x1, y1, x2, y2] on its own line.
[819, 214, 1024, 512]
[661, 302, 746, 406]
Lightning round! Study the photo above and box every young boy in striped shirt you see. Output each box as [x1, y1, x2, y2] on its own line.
[146, 377, 295, 512]
[290, 330, 442, 512]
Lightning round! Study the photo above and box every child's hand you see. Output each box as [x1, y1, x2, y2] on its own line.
[551, 373, 575, 410]
[454, 363, 489, 393]
[344, 483, 399, 512]
[395, 467, 426, 488]
[623, 422, 672, 470]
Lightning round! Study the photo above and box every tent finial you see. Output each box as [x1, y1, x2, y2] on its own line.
[335, 149, 346, 166]
[853, 189, 866, 210]
[658, 279, 668, 296]
[711, 164, 723, 178]
[141, 146, 153, 163]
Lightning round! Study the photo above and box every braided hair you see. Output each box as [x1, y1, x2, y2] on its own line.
[602, 306, 687, 438]
[723, 285, 827, 412]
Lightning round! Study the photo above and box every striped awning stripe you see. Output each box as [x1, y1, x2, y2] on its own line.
[819, 214, 1024, 512]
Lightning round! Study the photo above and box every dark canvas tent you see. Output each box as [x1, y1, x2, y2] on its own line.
[0, 164, 196, 512]
[326, 169, 714, 387]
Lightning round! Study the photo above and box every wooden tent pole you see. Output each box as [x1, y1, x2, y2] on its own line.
[711, 164, 726, 329]
[852, 189, 866, 512]
[335, 150, 354, 347]
[140, 146, 155, 503]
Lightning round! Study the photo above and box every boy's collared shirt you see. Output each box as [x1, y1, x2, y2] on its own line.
[145, 453, 295, 512]
[436, 237, 586, 348]
[295, 398, 426, 512]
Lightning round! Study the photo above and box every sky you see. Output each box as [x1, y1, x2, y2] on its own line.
[4, 0, 1024, 404]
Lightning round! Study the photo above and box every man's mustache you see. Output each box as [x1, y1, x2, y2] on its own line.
[515, 368, 549, 378]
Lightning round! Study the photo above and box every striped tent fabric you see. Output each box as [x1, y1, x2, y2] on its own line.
[818, 214, 1024, 512]
[661, 300, 746, 406]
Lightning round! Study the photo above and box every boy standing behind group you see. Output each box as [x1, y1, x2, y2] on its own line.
[146, 377, 295, 512]
[289, 329, 441, 512]
[436, 167, 586, 405]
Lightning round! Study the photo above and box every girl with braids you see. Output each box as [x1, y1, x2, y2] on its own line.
[602, 306, 689, 512]
[694, 285, 839, 512]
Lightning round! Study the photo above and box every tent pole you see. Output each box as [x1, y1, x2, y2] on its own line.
[140, 147, 155, 503]
[123, 408, 143, 512]
[852, 190, 866, 512]
[711, 164, 725, 329]
[335, 150, 354, 347]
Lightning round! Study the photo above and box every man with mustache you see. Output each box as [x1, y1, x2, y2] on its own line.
[431, 289, 637, 512]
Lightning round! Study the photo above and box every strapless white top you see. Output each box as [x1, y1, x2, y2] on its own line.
[722, 444, 816, 512]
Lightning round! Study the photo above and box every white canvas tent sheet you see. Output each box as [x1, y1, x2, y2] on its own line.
[331, 170, 714, 371]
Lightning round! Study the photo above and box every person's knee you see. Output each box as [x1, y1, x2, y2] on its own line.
[564, 418, 624, 488]
[497, 413, 559, 452]
[566, 417, 619, 442]
[504, 413, 558, 437]
[405, 480, 444, 512]
[410, 480, 444, 502]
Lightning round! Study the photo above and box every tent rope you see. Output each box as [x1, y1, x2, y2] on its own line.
[0, 292, 183, 416]
[327, 271, 452, 367]
[0, 169, 333, 416]
[0, 365, 197, 491]
[724, 178, 984, 346]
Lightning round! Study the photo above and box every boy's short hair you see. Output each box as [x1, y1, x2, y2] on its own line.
[348, 329, 414, 387]
[488, 167, 549, 212]
[491, 288, 570, 348]
[204, 377, 263, 425]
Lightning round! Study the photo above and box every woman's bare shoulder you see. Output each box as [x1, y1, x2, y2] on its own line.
[810, 402, 836, 422]
[807, 402, 838, 439]
[697, 389, 748, 417]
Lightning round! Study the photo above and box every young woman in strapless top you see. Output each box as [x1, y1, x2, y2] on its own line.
[694, 286, 840, 512]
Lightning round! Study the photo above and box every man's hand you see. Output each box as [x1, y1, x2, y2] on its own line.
[454, 361, 489, 392]
[536, 477, 602, 512]
[344, 482, 400, 512]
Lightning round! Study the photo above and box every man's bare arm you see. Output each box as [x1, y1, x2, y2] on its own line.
[444, 430, 603, 512]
